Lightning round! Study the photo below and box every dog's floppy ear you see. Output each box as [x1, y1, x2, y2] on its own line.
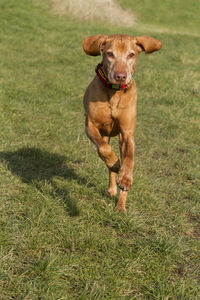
[82, 35, 108, 56]
[136, 36, 162, 54]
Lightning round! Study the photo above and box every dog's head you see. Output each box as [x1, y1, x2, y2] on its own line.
[83, 34, 162, 85]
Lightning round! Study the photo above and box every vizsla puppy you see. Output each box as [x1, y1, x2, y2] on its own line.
[82, 34, 162, 212]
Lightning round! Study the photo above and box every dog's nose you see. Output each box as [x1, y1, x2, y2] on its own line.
[115, 71, 127, 82]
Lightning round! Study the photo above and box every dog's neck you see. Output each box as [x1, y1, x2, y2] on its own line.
[95, 63, 134, 91]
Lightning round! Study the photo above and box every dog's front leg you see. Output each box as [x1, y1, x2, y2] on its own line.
[85, 118, 120, 173]
[117, 131, 135, 191]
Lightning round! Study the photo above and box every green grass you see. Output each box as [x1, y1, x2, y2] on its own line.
[0, 0, 200, 299]
[118, 0, 200, 35]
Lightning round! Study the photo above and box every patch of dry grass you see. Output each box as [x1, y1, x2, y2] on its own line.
[50, 0, 135, 27]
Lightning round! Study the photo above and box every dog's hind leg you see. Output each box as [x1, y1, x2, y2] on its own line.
[101, 137, 117, 198]
[114, 133, 133, 213]
[108, 170, 117, 197]
[115, 190, 127, 213]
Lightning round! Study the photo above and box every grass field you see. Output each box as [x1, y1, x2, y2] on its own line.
[0, 0, 200, 299]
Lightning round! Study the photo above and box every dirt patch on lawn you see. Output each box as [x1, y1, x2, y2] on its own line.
[50, 0, 135, 27]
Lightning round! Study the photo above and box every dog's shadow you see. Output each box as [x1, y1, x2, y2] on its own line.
[0, 147, 90, 216]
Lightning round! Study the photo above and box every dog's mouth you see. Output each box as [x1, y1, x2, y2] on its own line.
[109, 78, 127, 85]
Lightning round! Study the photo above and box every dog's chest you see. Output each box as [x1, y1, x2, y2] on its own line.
[109, 93, 122, 119]
[91, 93, 125, 136]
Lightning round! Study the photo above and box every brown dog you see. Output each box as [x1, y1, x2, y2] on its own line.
[82, 34, 162, 212]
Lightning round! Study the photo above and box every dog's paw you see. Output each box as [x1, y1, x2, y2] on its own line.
[117, 170, 132, 191]
[114, 205, 126, 213]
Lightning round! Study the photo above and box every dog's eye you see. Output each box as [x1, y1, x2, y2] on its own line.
[127, 52, 135, 59]
[107, 51, 114, 58]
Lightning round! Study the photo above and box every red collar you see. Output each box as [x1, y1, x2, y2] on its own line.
[95, 63, 134, 90]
